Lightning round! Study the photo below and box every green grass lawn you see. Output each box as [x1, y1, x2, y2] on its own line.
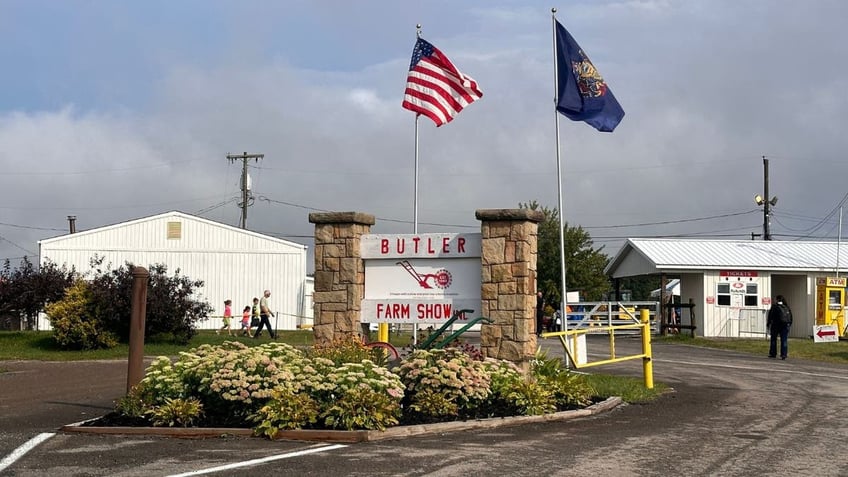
[0, 330, 317, 361]
[583, 373, 668, 403]
[657, 335, 848, 365]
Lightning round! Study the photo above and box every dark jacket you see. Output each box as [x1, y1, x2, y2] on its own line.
[767, 302, 792, 329]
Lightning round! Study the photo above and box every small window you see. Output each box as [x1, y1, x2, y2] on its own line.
[717, 283, 730, 306]
[167, 221, 182, 239]
[744, 283, 759, 306]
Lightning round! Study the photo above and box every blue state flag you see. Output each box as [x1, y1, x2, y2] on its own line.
[555, 20, 624, 132]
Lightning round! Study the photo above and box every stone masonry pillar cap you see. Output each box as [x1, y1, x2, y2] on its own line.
[309, 211, 376, 225]
[475, 209, 545, 223]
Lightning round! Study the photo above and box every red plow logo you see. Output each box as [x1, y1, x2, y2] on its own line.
[396, 260, 452, 289]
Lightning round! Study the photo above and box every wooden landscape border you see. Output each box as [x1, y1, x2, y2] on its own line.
[61, 397, 622, 443]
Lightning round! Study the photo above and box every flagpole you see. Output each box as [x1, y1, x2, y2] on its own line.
[552, 9, 569, 346]
[414, 25, 422, 235]
[411, 24, 423, 345]
[837, 206, 842, 278]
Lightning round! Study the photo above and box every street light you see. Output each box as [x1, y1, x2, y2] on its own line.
[754, 193, 778, 240]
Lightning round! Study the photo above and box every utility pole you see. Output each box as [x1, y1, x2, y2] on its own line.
[763, 156, 771, 240]
[227, 152, 264, 229]
[755, 155, 777, 241]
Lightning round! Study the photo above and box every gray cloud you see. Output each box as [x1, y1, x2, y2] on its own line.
[1, 0, 847, 269]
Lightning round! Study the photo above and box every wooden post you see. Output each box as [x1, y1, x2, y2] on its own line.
[127, 266, 149, 394]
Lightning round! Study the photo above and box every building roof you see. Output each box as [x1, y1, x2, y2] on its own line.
[606, 238, 848, 278]
[38, 210, 307, 250]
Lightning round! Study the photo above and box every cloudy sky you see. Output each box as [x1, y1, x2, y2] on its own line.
[1, 0, 847, 270]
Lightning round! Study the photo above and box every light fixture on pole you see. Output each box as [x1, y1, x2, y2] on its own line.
[754, 156, 778, 240]
[754, 193, 777, 240]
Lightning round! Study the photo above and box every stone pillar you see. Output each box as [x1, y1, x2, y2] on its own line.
[476, 208, 545, 371]
[308, 211, 375, 347]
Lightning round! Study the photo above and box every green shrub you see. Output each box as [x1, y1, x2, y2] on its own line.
[407, 388, 458, 422]
[147, 397, 204, 427]
[502, 379, 556, 416]
[252, 388, 320, 437]
[321, 386, 400, 431]
[115, 385, 147, 419]
[531, 350, 594, 410]
[479, 358, 524, 417]
[45, 280, 117, 350]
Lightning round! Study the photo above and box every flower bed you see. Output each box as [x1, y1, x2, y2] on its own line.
[90, 338, 597, 438]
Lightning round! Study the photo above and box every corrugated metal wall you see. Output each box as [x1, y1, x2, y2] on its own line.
[38, 212, 308, 331]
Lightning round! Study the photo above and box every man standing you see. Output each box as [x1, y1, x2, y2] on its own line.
[253, 289, 276, 339]
[536, 291, 545, 336]
[767, 295, 792, 360]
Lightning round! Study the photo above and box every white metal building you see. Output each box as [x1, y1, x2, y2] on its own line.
[38, 211, 309, 330]
[606, 238, 847, 338]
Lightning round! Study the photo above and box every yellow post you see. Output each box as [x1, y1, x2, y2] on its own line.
[378, 323, 389, 343]
[640, 308, 654, 389]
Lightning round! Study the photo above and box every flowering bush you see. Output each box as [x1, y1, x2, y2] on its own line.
[308, 335, 389, 366]
[393, 348, 492, 423]
[113, 339, 596, 434]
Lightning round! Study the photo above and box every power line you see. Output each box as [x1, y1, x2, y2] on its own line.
[0, 233, 37, 256]
[0, 221, 65, 231]
[194, 197, 239, 216]
[582, 210, 759, 229]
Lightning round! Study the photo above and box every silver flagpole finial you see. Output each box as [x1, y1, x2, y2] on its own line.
[416, 24, 422, 37]
[551, 7, 557, 14]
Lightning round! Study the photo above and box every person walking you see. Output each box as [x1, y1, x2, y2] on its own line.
[253, 289, 276, 339]
[240, 305, 251, 336]
[767, 295, 793, 360]
[217, 299, 233, 336]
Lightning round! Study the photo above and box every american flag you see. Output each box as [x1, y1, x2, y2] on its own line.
[402, 38, 482, 127]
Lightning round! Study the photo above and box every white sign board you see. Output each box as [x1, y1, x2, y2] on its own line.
[813, 324, 839, 343]
[361, 233, 481, 323]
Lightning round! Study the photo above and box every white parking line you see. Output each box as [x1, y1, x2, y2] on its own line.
[166, 443, 348, 477]
[0, 432, 55, 473]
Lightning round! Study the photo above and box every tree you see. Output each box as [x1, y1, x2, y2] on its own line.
[0, 258, 76, 330]
[87, 259, 213, 344]
[617, 276, 662, 301]
[46, 280, 118, 350]
[520, 201, 611, 304]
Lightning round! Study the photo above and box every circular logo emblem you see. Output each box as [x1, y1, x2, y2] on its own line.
[433, 269, 452, 289]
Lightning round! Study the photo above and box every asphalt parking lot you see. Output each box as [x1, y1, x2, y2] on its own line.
[1, 336, 847, 476]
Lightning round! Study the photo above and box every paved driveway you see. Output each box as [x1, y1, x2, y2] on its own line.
[1, 337, 846, 476]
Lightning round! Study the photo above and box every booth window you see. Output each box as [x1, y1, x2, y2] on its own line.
[717, 283, 731, 305]
[744, 282, 758, 306]
[716, 282, 759, 306]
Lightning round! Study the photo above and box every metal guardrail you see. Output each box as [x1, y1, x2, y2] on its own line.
[541, 308, 654, 389]
[557, 301, 660, 332]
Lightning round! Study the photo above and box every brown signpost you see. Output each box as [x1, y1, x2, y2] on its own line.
[127, 266, 149, 393]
